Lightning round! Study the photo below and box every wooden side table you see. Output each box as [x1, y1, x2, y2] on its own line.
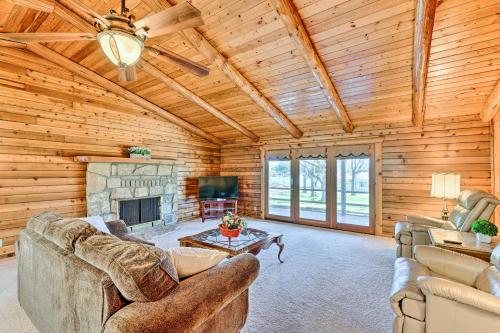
[428, 228, 497, 262]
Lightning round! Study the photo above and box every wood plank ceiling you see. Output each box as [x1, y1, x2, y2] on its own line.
[0, 0, 499, 144]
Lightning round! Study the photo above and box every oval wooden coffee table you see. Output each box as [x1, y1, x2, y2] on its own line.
[179, 227, 284, 263]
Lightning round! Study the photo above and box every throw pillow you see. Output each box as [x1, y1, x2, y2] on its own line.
[166, 247, 229, 279]
[81, 216, 110, 233]
[75, 234, 179, 302]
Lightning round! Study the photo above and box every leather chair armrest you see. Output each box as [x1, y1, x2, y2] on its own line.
[406, 215, 446, 228]
[104, 254, 260, 333]
[414, 246, 490, 286]
[394, 222, 412, 246]
[395, 222, 412, 237]
[418, 276, 500, 316]
[390, 258, 430, 316]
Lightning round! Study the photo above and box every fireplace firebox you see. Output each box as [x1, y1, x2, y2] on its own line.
[119, 197, 161, 227]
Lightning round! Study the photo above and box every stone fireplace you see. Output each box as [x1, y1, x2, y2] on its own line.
[84, 159, 178, 226]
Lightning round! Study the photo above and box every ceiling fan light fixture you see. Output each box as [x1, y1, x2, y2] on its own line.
[97, 30, 144, 67]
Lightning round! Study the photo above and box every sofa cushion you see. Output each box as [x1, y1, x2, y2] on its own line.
[27, 212, 97, 252]
[75, 233, 179, 302]
[414, 246, 489, 286]
[166, 247, 228, 279]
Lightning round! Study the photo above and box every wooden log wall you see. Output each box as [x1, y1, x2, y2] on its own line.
[0, 48, 220, 256]
[221, 116, 492, 236]
[493, 114, 500, 225]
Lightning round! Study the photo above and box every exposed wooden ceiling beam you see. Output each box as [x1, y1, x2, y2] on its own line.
[26, 43, 222, 145]
[53, 1, 96, 33]
[412, 0, 438, 127]
[145, 1, 303, 139]
[56, 0, 109, 27]
[0, 39, 26, 48]
[10, 0, 54, 12]
[180, 29, 303, 139]
[482, 79, 500, 122]
[138, 60, 260, 142]
[271, 0, 354, 133]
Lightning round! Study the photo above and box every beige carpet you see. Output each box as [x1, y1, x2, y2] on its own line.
[0, 218, 395, 333]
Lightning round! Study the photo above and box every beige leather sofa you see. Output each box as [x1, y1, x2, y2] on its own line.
[395, 190, 500, 258]
[17, 212, 260, 333]
[390, 245, 500, 333]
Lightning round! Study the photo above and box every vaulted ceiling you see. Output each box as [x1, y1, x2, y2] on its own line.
[0, 0, 499, 145]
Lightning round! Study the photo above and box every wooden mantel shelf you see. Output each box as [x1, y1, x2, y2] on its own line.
[74, 156, 178, 165]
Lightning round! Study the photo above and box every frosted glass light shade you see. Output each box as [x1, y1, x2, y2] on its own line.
[431, 173, 461, 199]
[97, 30, 143, 67]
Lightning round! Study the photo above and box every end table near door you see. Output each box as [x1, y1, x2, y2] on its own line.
[428, 228, 497, 262]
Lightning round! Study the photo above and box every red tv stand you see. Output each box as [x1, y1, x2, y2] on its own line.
[200, 199, 238, 222]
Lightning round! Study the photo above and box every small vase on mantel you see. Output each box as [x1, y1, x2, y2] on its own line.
[127, 147, 151, 160]
[476, 233, 492, 244]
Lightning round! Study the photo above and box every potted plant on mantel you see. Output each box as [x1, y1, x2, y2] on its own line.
[219, 211, 247, 238]
[471, 219, 498, 243]
[128, 147, 151, 159]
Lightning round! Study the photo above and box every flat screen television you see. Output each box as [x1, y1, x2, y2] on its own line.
[199, 176, 238, 199]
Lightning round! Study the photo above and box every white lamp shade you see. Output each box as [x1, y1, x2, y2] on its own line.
[97, 31, 143, 67]
[431, 173, 461, 199]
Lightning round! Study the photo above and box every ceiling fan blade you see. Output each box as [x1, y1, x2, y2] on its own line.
[56, 0, 110, 28]
[0, 32, 96, 43]
[145, 46, 209, 77]
[134, 2, 203, 38]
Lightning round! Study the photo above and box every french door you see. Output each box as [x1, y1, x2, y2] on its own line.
[265, 145, 375, 234]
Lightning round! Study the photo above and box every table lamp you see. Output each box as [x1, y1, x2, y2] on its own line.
[431, 173, 461, 221]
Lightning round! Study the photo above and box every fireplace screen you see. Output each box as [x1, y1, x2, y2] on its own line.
[119, 197, 161, 226]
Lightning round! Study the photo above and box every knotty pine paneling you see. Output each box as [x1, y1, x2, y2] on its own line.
[493, 113, 500, 225]
[0, 57, 220, 256]
[221, 116, 493, 236]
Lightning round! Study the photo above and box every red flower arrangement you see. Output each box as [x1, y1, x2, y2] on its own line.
[219, 211, 247, 238]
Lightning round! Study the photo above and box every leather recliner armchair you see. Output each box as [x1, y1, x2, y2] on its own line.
[395, 190, 500, 258]
[390, 245, 500, 333]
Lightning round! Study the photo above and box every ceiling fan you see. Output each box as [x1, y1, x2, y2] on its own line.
[0, 0, 209, 81]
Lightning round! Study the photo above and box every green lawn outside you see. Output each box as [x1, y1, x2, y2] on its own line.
[268, 188, 369, 215]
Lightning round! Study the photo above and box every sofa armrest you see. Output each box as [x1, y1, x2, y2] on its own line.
[414, 246, 490, 286]
[418, 276, 500, 316]
[390, 257, 430, 316]
[104, 253, 260, 333]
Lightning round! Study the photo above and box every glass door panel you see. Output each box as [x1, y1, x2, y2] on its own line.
[267, 160, 292, 218]
[299, 159, 327, 221]
[336, 158, 370, 227]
